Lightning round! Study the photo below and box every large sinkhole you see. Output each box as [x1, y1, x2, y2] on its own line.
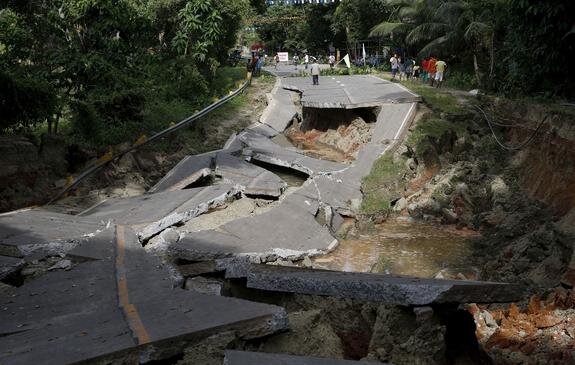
[285, 106, 380, 162]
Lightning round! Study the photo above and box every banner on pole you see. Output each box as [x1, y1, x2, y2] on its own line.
[277, 52, 289, 62]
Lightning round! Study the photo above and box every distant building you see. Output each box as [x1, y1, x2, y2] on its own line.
[267, 0, 339, 5]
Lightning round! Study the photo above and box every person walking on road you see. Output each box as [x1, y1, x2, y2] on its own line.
[311, 58, 320, 85]
[304, 54, 309, 70]
[274, 54, 280, 70]
[434, 58, 447, 88]
[390, 54, 399, 80]
[293, 54, 299, 70]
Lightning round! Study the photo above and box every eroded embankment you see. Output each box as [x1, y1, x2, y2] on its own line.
[351, 87, 575, 364]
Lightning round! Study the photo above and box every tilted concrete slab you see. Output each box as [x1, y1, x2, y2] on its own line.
[282, 75, 420, 108]
[148, 151, 217, 193]
[224, 350, 386, 365]
[148, 151, 287, 198]
[246, 265, 524, 306]
[259, 85, 299, 134]
[215, 153, 287, 198]
[0, 209, 105, 258]
[238, 130, 347, 176]
[169, 196, 337, 263]
[0, 226, 287, 365]
[79, 185, 240, 241]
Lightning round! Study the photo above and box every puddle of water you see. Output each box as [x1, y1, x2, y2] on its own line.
[314, 218, 482, 278]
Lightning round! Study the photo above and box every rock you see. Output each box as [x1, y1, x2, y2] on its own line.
[468, 89, 480, 95]
[482, 310, 498, 328]
[256, 309, 345, 359]
[177, 331, 236, 365]
[392, 197, 408, 212]
[490, 176, 509, 203]
[408, 197, 441, 219]
[413, 306, 434, 323]
[441, 208, 458, 223]
[302, 256, 313, 268]
[47, 259, 72, 271]
[405, 158, 417, 171]
[184, 276, 224, 295]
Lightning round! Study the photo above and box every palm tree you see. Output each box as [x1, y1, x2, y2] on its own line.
[370, 0, 497, 86]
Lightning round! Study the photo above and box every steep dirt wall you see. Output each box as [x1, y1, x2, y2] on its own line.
[493, 100, 575, 217]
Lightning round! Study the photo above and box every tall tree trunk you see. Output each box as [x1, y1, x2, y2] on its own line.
[473, 53, 482, 87]
[489, 34, 495, 78]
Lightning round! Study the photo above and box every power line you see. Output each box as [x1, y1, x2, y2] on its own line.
[472, 104, 550, 151]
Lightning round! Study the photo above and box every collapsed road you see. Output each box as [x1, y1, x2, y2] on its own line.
[0, 72, 524, 364]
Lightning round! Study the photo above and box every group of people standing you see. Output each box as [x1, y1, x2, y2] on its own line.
[389, 54, 447, 88]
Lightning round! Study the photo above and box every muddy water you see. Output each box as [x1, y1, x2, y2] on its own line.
[313, 218, 482, 279]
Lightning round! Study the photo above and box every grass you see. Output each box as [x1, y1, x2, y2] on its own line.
[361, 154, 408, 214]
[405, 116, 467, 150]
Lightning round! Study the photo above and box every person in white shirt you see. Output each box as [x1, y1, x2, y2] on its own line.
[311, 58, 320, 85]
[390, 54, 399, 80]
[304, 54, 309, 70]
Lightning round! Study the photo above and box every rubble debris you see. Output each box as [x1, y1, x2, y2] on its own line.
[468, 290, 575, 364]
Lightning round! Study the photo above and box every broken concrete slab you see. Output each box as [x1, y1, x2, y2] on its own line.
[246, 265, 524, 306]
[79, 185, 240, 241]
[0, 209, 105, 258]
[0, 225, 287, 365]
[282, 75, 421, 109]
[224, 350, 386, 365]
[148, 151, 216, 193]
[238, 130, 347, 176]
[169, 197, 338, 264]
[148, 151, 287, 199]
[215, 152, 287, 198]
[259, 86, 299, 134]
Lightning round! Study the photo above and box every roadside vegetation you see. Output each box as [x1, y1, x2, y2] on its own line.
[0, 0, 252, 152]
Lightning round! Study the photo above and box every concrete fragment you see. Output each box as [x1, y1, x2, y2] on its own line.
[184, 276, 223, 295]
[246, 265, 524, 306]
[0, 209, 104, 258]
[47, 259, 72, 271]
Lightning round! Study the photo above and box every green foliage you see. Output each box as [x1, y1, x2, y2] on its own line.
[0, 71, 57, 132]
[1, 0, 250, 151]
[405, 116, 465, 152]
[361, 154, 407, 214]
